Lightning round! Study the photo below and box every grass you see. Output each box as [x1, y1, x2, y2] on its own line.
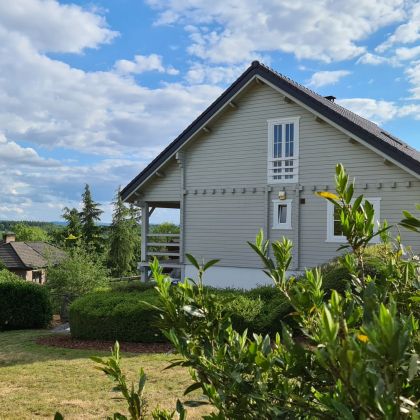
[0, 330, 210, 419]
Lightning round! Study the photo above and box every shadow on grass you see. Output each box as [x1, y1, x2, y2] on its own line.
[0, 329, 171, 368]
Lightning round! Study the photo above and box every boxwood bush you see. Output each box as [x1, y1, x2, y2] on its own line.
[69, 283, 293, 342]
[0, 280, 52, 330]
[69, 288, 165, 342]
[320, 244, 389, 294]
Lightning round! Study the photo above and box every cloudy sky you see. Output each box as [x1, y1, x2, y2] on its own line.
[1, 0, 419, 223]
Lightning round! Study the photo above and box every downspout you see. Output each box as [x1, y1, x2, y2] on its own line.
[176, 152, 186, 279]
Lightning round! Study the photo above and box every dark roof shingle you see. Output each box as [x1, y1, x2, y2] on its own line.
[0, 241, 66, 270]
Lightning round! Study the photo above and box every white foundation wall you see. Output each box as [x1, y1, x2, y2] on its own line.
[183, 264, 302, 289]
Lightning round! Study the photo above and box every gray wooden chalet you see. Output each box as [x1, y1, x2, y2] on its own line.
[121, 61, 420, 288]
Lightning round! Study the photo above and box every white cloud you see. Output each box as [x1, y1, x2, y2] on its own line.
[114, 53, 179, 75]
[395, 46, 420, 61]
[308, 70, 351, 88]
[337, 98, 399, 123]
[337, 98, 420, 124]
[0, 0, 225, 222]
[405, 60, 420, 99]
[0, 7, 222, 156]
[376, 2, 420, 52]
[148, 0, 406, 63]
[185, 62, 246, 84]
[357, 52, 389, 65]
[0, 0, 117, 53]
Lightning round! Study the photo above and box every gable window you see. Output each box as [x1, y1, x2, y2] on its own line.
[268, 117, 300, 183]
[326, 197, 381, 243]
[273, 199, 292, 229]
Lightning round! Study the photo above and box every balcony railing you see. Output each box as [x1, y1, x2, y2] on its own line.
[139, 233, 181, 268]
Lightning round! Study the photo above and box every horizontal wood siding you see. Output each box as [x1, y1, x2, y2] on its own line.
[139, 158, 181, 202]
[140, 82, 420, 271]
[184, 192, 265, 268]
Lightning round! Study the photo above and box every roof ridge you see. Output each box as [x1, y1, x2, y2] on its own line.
[121, 61, 420, 200]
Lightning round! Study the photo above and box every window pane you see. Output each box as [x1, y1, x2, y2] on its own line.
[278, 204, 287, 224]
[285, 123, 294, 157]
[333, 206, 343, 236]
[274, 124, 282, 158]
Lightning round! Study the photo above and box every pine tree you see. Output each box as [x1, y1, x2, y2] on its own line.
[108, 188, 140, 277]
[79, 184, 103, 247]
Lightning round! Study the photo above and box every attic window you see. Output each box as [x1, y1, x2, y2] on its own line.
[267, 117, 299, 183]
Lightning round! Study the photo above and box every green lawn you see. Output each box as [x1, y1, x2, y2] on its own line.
[0, 330, 209, 419]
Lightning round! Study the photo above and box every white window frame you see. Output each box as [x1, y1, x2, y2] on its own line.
[326, 197, 381, 243]
[272, 199, 292, 230]
[267, 117, 300, 184]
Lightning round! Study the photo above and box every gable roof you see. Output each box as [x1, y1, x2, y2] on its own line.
[0, 241, 66, 270]
[121, 61, 420, 201]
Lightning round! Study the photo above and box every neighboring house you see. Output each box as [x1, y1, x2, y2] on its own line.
[121, 61, 420, 289]
[0, 232, 66, 283]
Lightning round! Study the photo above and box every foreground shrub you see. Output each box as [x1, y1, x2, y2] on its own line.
[147, 164, 419, 419]
[0, 280, 52, 330]
[69, 288, 164, 342]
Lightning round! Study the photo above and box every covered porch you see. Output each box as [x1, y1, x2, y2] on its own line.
[138, 201, 182, 281]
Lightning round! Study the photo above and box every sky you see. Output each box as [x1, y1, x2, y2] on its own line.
[0, 0, 419, 223]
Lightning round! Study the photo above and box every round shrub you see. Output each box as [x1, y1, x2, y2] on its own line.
[69, 288, 165, 342]
[0, 280, 52, 330]
[321, 247, 389, 294]
[216, 285, 293, 335]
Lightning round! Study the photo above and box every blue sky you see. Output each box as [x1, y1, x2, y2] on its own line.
[0, 0, 419, 223]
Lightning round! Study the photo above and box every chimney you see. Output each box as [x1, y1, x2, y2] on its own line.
[324, 95, 336, 102]
[3, 232, 16, 243]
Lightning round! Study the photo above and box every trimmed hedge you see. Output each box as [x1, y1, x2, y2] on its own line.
[217, 286, 293, 335]
[0, 280, 52, 330]
[69, 288, 165, 343]
[69, 284, 293, 342]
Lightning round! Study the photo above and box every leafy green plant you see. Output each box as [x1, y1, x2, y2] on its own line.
[91, 341, 186, 420]
[315, 164, 390, 285]
[88, 164, 419, 419]
[0, 269, 22, 282]
[92, 342, 148, 420]
[46, 247, 108, 318]
[400, 204, 420, 234]
[147, 164, 420, 419]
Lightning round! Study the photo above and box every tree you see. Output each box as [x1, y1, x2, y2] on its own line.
[13, 223, 50, 242]
[79, 184, 103, 247]
[108, 188, 140, 277]
[46, 248, 108, 319]
[62, 207, 82, 247]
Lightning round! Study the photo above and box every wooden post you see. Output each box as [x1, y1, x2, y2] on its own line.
[140, 202, 149, 281]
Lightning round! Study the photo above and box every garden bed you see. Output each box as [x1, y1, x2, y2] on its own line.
[36, 333, 172, 353]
